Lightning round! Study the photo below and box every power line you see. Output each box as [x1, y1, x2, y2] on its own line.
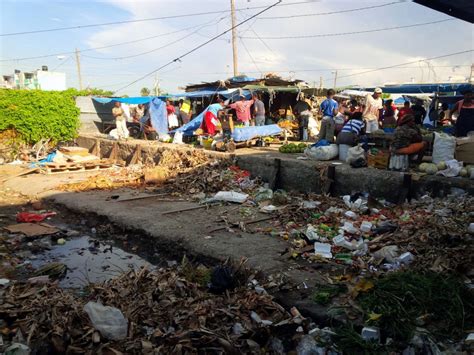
[258, 1, 400, 19]
[0, 1, 316, 37]
[322, 50, 474, 84]
[82, 13, 228, 60]
[0, 22, 219, 62]
[242, 18, 455, 39]
[113, 1, 282, 94]
[239, 37, 262, 75]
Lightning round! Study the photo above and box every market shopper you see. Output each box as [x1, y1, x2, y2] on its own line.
[391, 114, 426, 164]
[200, 100, 226, 136]
[381, 99, 397, 129]
[229, 95, 254, 127]
[166, 99, 179, 129]
[293, 94, 312, 141]
[411, 100, 427, 125]
[317, 89, 338, 142]
[397, 101, 413, 122]
[362, 88, 383, 133]
[336, 112, 366, 146]
[253, 92, 266, 126]
[112, 101, 129, 140]
[451, 90, 474, 137]
[177, 99, 191, 125]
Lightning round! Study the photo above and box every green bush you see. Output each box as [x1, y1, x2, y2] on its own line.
[0, 89, 80, 143]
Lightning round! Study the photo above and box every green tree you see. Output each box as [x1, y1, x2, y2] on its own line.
[140, 87, 151, 96]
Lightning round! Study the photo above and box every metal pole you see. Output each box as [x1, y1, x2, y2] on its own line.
[75, 48, 83, 90]
[333, 70, 338, 90]
[230, 0, 238, 76]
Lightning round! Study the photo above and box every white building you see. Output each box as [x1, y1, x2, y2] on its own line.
[1, 67, 66, 91]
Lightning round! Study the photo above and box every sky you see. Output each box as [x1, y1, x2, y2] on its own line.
[0, 0, 473, 96]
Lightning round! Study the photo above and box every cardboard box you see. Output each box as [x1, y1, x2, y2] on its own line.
[455, 137, 474, 164]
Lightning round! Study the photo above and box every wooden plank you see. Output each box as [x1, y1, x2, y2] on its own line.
[161, 204, 210, 215]
[209, 216, 276, 233]
[116, 193, 169, 202]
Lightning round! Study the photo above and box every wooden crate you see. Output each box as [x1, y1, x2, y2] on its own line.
[367, 151, 390, 169]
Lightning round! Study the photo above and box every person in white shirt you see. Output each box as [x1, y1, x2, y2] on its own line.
[362, 88, 383, 133]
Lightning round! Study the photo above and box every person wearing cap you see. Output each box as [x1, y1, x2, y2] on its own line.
[362, 88, 383, 133]
[391, 114, 426, 164]
[451, 89, 474, 137]
[229, 95, 254, 127]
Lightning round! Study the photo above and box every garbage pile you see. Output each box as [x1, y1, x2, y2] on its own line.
[0, 264, 319, 354]
[264, 191, 474, 278]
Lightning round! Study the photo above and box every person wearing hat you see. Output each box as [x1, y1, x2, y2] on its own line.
[451, 89, 474, 137]
[362, 88, 383, 133]
[391, 114, 426, 164]
[229, 94, 254, 127]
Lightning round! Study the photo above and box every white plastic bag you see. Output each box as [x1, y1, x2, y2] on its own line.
[304, 144, 339, 161]
[436, 159, 463, 177]
[346, 144, 365, 164]
[168, 113, 179, 128]
[84, 302, 128, 340]
[432, 132, 455, 164]
[172, 131, 184, 144]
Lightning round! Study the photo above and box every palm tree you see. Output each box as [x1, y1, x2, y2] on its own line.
[140, 87, 151, 96]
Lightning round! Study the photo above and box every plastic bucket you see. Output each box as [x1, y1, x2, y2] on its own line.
[338, 144, 350, 161]
[202, 138, 214, 150]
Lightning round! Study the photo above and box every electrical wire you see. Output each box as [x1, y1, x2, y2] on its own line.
[239, 37, 262, 75]
[82, 14, 228, 60]
[50, 56, 71, 71]
[258, 1, 401, 19]
[241, 18, 455, 39]
[322, 50, 474, 85]
[0, 22, 220, 62]
[0, 0, 317, 37]
[113, 1, 282, 94]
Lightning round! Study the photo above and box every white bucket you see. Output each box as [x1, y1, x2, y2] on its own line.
[338, 144, 350, 161]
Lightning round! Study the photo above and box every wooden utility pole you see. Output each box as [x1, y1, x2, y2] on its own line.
[319, 76, 323, 94]
[230, 0, 238, 77]
[75, 48, 83, 90]
[333, 70, 338, 90]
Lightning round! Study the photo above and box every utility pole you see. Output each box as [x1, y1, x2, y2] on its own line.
[230, 0, 238, 77]
[319, 76, 323, 94]
[469, 63, 474, 83]
[333, 70, 338, 89]
[75, 48, 83, 90]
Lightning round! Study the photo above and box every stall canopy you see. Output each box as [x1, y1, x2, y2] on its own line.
[93, 97, 154, 104]
[414, 0, 474, 23]
[363, 83, 473, 95]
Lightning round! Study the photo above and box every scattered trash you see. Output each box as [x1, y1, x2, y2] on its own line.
[16, 211, 56, 223]
[260, 205, 277, 213]
[4, 223, 59, 237]
[373, 245, 400, 263]
[305, 224, 321, 241]
[209, 265, 235, 293]
[83, 301, 128, 340]
[361, 326, 380, 342]
[301, 200, 321, 209]
[398, 251, 415, 265]
[56, 238, 66, 245]
[4, 343, 30, 355]
[255, 188, 273, 202]
[360, 221, 373, 233]
[314, 242, 332, 259]
[0, 278, 10, 287]
[211, 191, 248, 203]
[296, 335, 325, 355]
[344, 211, 358, 219]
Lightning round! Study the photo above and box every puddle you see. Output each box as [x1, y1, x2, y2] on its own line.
[31, 235, 154, 288]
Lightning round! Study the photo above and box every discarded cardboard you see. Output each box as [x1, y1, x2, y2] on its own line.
[4, 223, 59, 237]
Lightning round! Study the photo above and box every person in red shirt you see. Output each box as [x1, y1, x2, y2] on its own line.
[397, 101, 413, 123]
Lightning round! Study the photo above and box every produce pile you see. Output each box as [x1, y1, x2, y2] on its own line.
[278, 142, 308, 154]
[418, 161, 474, 178]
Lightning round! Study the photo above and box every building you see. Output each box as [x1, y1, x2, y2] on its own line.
[1, 66, 66, 91]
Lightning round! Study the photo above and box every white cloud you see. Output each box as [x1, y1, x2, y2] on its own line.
[79, 0, 473, 95]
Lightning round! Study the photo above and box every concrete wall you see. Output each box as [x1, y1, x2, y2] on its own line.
[76, 135, 474, 201]
[75, 97, 114, 134]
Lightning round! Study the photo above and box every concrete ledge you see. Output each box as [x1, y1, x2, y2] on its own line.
[76, 135, 474, 201]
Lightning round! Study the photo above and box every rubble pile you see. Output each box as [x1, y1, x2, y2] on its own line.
[0, 266, 310, 354]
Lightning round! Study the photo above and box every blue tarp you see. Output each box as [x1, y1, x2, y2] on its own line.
[175, 110, 204, 136]
[365, 83, 473, 95]
[232, 124, 282, 142]
[149, 98, 168, 135]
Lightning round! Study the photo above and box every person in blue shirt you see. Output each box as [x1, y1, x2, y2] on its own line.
[318, 89, 338, 142]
